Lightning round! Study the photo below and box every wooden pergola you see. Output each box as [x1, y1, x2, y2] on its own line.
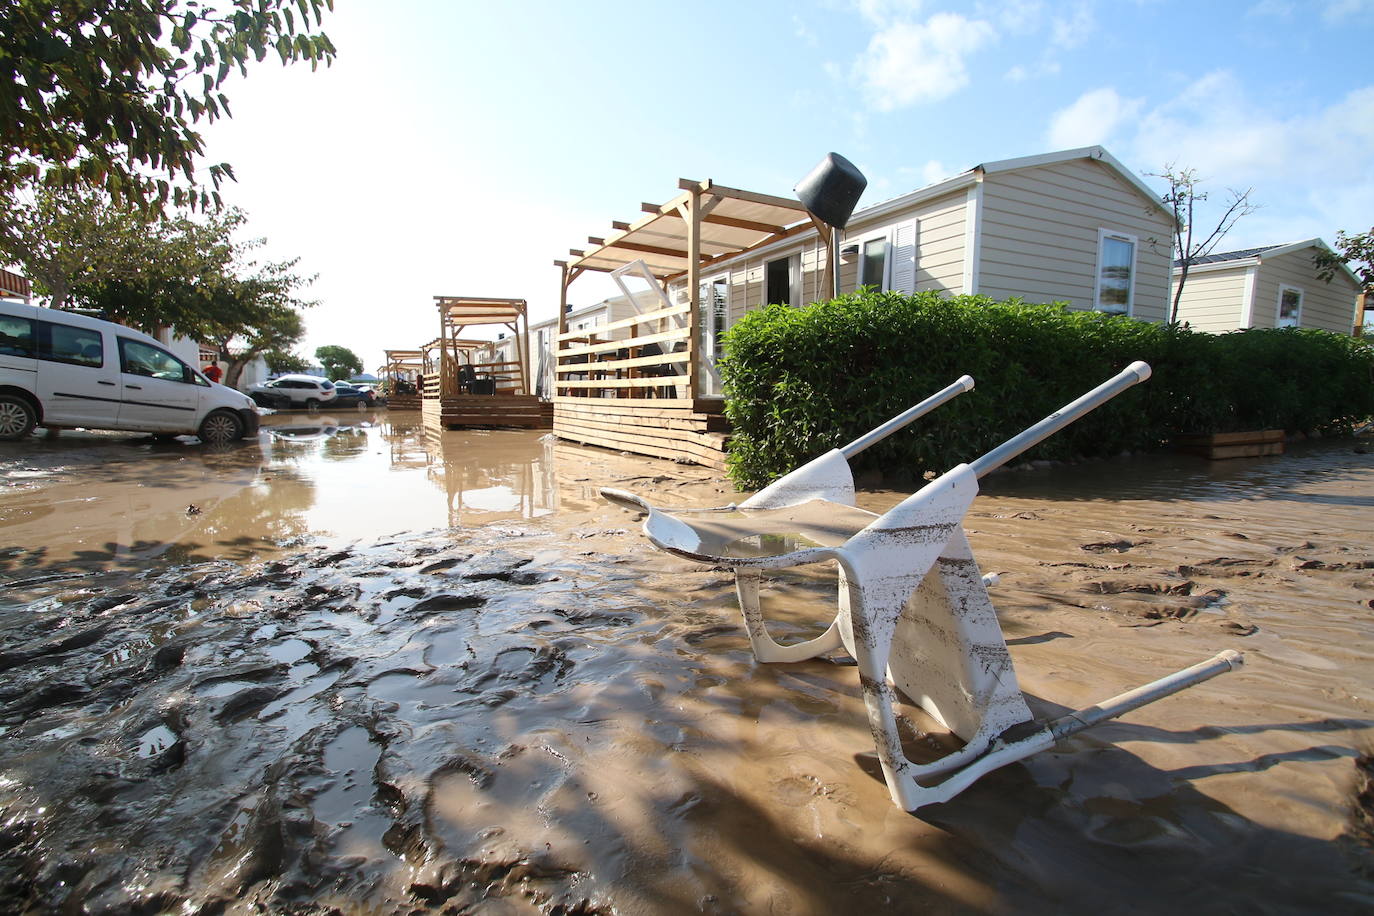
[422, 296, 543, 429]
[377, 348, 425, 408]
[550, 178, 817, 467]
[555, 179, 819, 401]
[433, 296, 530, 396]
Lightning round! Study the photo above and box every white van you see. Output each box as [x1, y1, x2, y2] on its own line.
[0, 301, 260, 444]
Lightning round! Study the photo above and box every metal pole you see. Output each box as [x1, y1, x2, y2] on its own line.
[1049, 650, 1243, 741]
[831, 229, 842, 300]
[840, 375, 974, 459]
[968, 361, 1151, 479]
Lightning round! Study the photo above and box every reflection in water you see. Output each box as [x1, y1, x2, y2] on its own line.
[417, 421, 559, 526]
[0, 413, 609, 588]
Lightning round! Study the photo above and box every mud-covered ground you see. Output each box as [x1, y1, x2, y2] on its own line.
[1, 413, 1372, 913]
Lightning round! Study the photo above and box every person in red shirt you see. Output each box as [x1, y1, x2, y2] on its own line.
[203, 360, 223, 383]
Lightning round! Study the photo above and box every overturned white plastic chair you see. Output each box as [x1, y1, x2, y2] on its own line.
[603, 362, 1243, 811]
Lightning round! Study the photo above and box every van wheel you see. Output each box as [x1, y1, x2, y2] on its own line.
[198, 409, 243, 445]
[305, 398, 320, 410]
[0, 394, 37, 440]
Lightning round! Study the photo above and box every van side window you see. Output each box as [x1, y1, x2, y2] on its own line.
[0, 315, 35, 357]
[118, 338, 192, 383]
[42, 322, 104, 367]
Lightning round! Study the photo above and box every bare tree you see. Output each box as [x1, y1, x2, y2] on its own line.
[1152, 165, 1258, 323]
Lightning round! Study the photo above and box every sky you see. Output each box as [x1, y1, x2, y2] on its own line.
[198, 0, 1374, 371]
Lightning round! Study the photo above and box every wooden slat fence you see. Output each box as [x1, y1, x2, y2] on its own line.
[554, 302, 691, 400]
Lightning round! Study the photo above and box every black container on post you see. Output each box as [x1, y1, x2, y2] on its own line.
[794, 152, 867, 230]
[795, 153, 867, 299]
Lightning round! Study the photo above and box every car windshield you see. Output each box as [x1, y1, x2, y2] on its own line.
[321, 381, 335, 390]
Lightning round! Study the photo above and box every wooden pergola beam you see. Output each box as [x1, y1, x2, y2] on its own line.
[654, 208, 789, 235]
[677, 178, 810, 213]
[661, 220, 818, 284]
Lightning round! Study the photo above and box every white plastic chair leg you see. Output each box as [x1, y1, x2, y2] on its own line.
[734, 568, 844, 663]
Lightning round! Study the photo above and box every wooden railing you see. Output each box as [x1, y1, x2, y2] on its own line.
[471, 359, 525, 394]
[554, 302, 692, 400]
[430, 357, 528, 398]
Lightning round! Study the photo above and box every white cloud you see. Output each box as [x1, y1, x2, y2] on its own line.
[1323, 0, 1373, 23]
[1047, 87, 1143, 149]
[982, 0, 1044, 34]
[1049, 72, 1374, 249]
[853, 0, 926, 26]
[1050, 1, 1095, 48]
[853, 13, 996, 110]
[920, 159, 955, 184]
[1127, 71, 1297, 183]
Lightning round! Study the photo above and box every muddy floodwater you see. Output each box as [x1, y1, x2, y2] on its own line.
[1, 410, 1372, 914]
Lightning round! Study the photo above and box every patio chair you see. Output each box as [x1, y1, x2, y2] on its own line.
[602, 362, 1243, 811]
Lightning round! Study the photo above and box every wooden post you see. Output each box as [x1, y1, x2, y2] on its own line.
[438, 303, 449, 398]
[555, 262, 570, 399]
[556, 263, 570, 337]
[686, 187, 702, 400]
[819, 224, 834, 301]
[515, 302, 530, 396]
[1355, 291, 1368, 337]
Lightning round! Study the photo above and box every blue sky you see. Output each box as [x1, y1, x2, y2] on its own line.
[200, 0, 1374, 370]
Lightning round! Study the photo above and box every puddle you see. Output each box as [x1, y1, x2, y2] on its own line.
[0, 418, 1372, 912]
[137, 725, 178, 758]
[0, 413, 603, 594]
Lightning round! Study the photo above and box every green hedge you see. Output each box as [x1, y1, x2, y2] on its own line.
[719, 289, 1374, 489]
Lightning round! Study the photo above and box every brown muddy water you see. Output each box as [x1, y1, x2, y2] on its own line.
[1, 410, 1372, 914]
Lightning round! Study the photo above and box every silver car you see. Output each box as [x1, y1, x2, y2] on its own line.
[248, 374, 338, 410]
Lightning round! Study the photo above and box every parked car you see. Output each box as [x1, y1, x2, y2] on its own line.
[330, 384, 378, 408]
[248, 374, 337, 410]
[0, 300, 260, 444]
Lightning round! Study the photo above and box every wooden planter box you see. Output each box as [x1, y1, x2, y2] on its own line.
[1174, 429, 1285, 460]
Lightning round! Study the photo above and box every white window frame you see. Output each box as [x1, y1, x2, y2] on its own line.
[765, 253, 800, 307]
[1093, 228, 1138, 316]
[1276, 284, 1303, 327]
[858, 231, 892, 289]
[841, 229, 894, 292]
[698, 273, 729, 395]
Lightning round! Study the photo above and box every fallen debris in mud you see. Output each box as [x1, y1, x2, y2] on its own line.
[0, 427, 1372, 913]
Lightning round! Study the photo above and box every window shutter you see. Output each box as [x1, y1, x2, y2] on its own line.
[891, 219, 918, 293]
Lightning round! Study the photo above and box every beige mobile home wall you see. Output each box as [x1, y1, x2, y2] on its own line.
[1171, 267, 1250, 332]
[839, 190, 970, 296]
[1251, 249, 1358, 333]
[680, 188, 972, 319]
[978, 159, 1172, 322]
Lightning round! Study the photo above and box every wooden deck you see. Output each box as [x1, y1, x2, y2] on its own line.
[553, 397, 727, 470]
[550, 290, 734, 468]
[422, 394, 548, 429]
[384, 394, 421, 410]
[1174, 429, 1285, 460]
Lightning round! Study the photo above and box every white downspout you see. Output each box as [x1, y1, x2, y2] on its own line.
[1239, 264, 1259, 328]
[962, 174, 984, 295]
